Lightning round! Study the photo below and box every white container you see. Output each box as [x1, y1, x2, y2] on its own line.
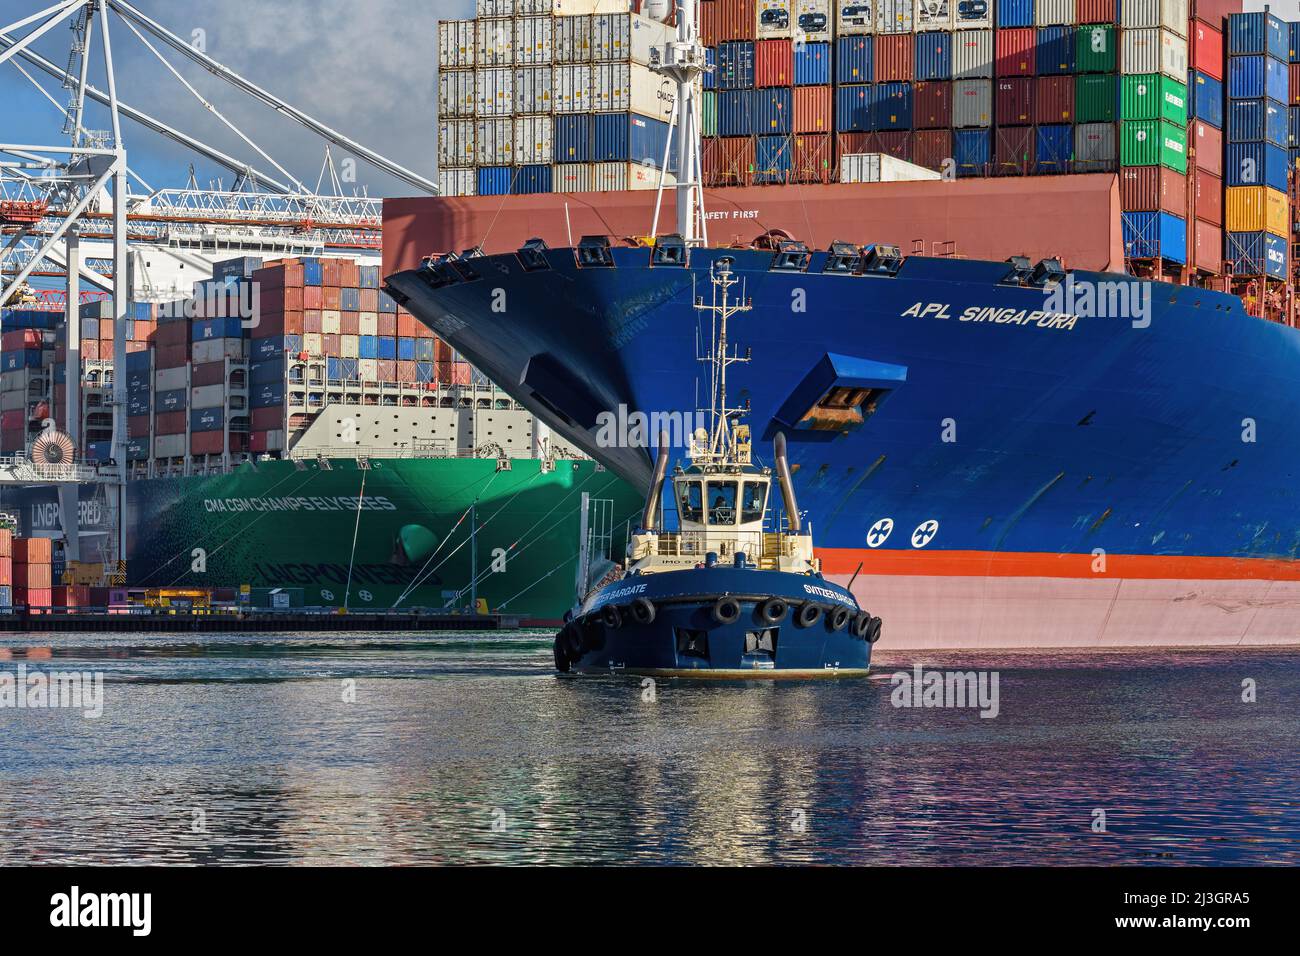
[514, 64, 554, 112]
[302, 333, 322, 354]
[795, 0, 833, 40]
[518, 0, 556, 13]
[554, 0, 632, 13]
[952, 78, 992, 127]
[190, 384, 226, 409]
[358, 359, 379, 381]
[592, 61, 672, 117]
[436, 167, 475, 194]
[840, 152, 943, 182]
[437, 20, 475, 70]
[264, 429, 286, 452]
[514, 114, 554, 164]
[588, 161, 676, 191]
[953, 0, 991, 28]
[554, 14, 592, 62]
[475, 67, 514, 116]
[477, 0, 516, 16]
[951, 27, 992, 78]
[321, 311, 341, 335]
[1119, 0, 1188, 38]
[155, 434, 186, 458]
[552, 162, 592, 191]
[438, 119, 476, 167]
[592, 13, 671, 64]
[756, 0, 796, 38]
[474, 117, 515, 165]
[1074, 122, 1117, 168]
[835, 1, 875, 35]
[156, 366, 188, 392]
[1121, 27, 1188, 80]
[0, 391, 25, 411]
[876, 0, 913, 33]
[476, 18, 514, 67]
[1034, 0, 1078, 26]
[914, 0, 953, 31]
[438, 70, 476, 117]
[553, 63, 593, 112]
[514, 16, 554, 65]
[359, 314, 379, 337]
[192, 338, 244, 364]
[341, 334, 359, 358]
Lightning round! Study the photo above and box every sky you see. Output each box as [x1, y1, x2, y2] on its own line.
[0, 0, 473, 198]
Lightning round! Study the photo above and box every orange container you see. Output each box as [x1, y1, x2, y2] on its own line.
[13, 536, 52, 564]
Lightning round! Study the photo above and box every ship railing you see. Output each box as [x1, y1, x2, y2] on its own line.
[648, 530, 797, 561]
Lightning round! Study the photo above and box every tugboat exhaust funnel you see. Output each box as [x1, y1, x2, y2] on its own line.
[641, 430, 672, 531]
[774, 432, 801, 533]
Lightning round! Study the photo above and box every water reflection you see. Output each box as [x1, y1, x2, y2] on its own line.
[0, 634, 1296, 865]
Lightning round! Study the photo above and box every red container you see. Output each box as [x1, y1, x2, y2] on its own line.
[191, 431, 225, 456]
[304, 311, 323, 334]
[793, 85, 832, 133]
[913, 81, 952, 128]
[377, 360, 397, 381]
[378, 314, 398, 336]
[0, 556, 11, 586]
[303, 285, 323, 310]
[1191, 0, 1244, 30]
[53, 585, 91, 608]
[1, 329, 42, 350]
[14, 537, 53, 564]
[1191, 20, 1224, 81]
[995, 78, 1033, 125]
[323, 333, 341, 355]
[1291, 63, 1300, 105]
[0, 410, 22, 431]
[1034, 75, 1074, 124]
[251, 406, 285, 430]
[339, 263, 359, 287]
[995, 127, 1035, 175]
[340, 312, 361, 335]
[397, 360, 418, 383]
[154, 410, 186, 435]
[1194, 170, 1223, 225]
[755, 39, 792, 87]
[191, 361, 225, 387]
[836, 132, 870, 156]
[700, 0, 719, 46]
[1120, 166, 1188, 214]
[874, 33, 914, 82]
[155, 344, 189, 369]
[14, 562, 53, 589]
[716, 0, 755, 42]
[320, 260, 342, 286]
[995, 28, 1036, 78]
[80, 340, 100, 361]
[790, 134, 833, 183]
[1077, 0, 1117, 23]
[359, 289, 379, 312]
[248, 431, 269, 453]
[322, 287, 341, 311]
[1190, 120, 1222, 176]
[397, 313, 418, 338]
[1193, 220, 1222, 273]
[15, 587, 52, 609]
[866, 131, 913, 161]
[128, 415, 150, 439]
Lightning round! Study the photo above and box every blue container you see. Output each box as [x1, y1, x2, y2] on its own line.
[327, 357, 360, 381]
[190, 407, 224, 433]
[415, 338, 435, 362]
[125, 369, 150, 392]
[1228, 12, 1289, 62]
[398, 337, 416, 360]
[3, 349, 40, 371]
[250, 360, 284, 385]
[251, 336, 283, 362]
[592, 112, 672, 165]
[125, 350, 152, 372]
[87, 441, 111, 463]
[379, 291, 398, 313]
[702, 46, 717, 90]
[340, 287, 360, 311]
[1291, 105, 1300, 147]
[996, 0, 1033, 29]
[0, 585, 9, 608]
[554, 114, 589, 161]
[751, 87, 793, 134]
[1190, 71, 1224, 129]
[513, 164, 553, 194]
[754, 135, 793, 183]
[954, 128, 991, 176]
[1034, 124, 1073, 173]
[126, 394, 150, 416]
[1226, 230, 1288, 276]
[794, 41, 832, 85]
[869, 82, 913, 131]
[1122, 212, 1188, 263]
[251, 381, 285, 409]
[718, 40, 755, 89]
[1227, 55, 1288, 104]
[359, 335, 379, 359]
[836, 36, 873, 84]
[914, 32, 951, 81]
[1036, 25, 1074, 76]
[1291, 22, 1300, 63]
[155, 388, 187, 411]
[126, 438, 149, 461]
[377, 336, 397, 360]
[1226, 142, 1290, 190]
[301, 258, 322, 286]
[476, 166, 512, 196]
[416, 361, 435, 383]
[359, 265, 380, 289]
[836, 83, 872, 132]
[1228, 97, 1287, 145]
[192, 317, 243, 340]
[214, 256, 263, 281]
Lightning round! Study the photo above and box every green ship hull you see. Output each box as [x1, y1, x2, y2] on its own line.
[123, 458, 641, 621]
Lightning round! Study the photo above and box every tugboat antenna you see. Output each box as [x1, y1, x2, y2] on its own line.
[692, 258, 751, 467]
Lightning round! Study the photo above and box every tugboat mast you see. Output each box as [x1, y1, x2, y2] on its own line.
[694, 258, 751, 467]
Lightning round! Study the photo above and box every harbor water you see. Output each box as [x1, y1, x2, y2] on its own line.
[1, 632, 1296, 866]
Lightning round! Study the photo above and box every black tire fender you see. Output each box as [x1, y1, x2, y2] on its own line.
[712, 596, 742, 624]
[631, 596, 656, 625]
[853, 611, 871, 639]
[553, 633, 571, 672]
[828, 605, 852, 631]
[865, 616, 883, 644]
[602, 604, 623, 629]
[757, 598, 789, 624]
[795, 602, 823, 628]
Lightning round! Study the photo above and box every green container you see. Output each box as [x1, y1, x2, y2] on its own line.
[1120, 74, 1188, 125]
[1075, 73, 1117, 123]
[1075, 24, 1117, 74]
[1120, 120, 1188, 174]
[702, 90, 717, 138]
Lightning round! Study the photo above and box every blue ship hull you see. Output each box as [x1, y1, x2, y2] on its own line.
[557, 564, 874, 677]
[387, 244, 1300, 648]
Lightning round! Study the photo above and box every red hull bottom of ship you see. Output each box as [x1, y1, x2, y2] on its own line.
[822, 549, 1300, 649]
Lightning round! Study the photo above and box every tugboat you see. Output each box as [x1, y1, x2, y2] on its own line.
[553, 258, 882, 677]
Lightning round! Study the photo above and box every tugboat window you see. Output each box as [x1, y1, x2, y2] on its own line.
[679, 481, 703, 522]
[706, 481, 738, 524]
[741, 482, 767, 523]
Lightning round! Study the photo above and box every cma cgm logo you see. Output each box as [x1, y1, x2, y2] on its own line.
[31, 500, 102, 530]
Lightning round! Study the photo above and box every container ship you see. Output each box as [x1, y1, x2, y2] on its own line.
[384, 1, 1300, 647]
[0, 251, 641, 620]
